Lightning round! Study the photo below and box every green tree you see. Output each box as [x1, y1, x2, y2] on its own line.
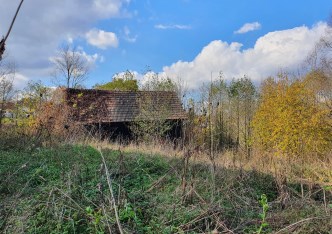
[95, 71, 138, 91]
[198, 75, 257, 153]
[211, 77, 257, 152]
[229, 78, 242, 149]
[130, 93, 173, 143]
[141, 71, 176, 92]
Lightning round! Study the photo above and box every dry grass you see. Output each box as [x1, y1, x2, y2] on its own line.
[92, 140, 332, 189]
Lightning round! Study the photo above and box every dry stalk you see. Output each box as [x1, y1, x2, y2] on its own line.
[212, 213, 234, 233]
[98, 147, 124, 234]
[274, 217, 319, 234]
[178, 207, 223, 232]
[101, 204, 113, 234]
[146, 168, 172, 193]
[181, 149, 191, 203]
[54, 187, 85, 212]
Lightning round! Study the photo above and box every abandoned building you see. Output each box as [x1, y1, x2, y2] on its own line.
[63, 88, 187, 141]
[0, 102, 15, 118]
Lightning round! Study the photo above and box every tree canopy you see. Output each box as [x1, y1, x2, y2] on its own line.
[141, 73, 176, 92]
[94, 71, 138, 91]
[252, 73, 332, 157]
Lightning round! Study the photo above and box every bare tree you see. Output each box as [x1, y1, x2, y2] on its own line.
[305, 14, 332, 71]
[51, 44, 89, 88]
[304, 16, 332, 111]
[0, 60, 15, 128]
[173, 76, 188, 107]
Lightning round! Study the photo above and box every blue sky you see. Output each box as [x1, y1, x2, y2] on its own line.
[0, 0, 331, 90]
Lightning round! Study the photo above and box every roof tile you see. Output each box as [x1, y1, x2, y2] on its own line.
[64, 88, 187, 124]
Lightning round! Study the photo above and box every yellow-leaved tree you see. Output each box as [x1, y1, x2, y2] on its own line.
[252, 73, 332, 198]
[252, 73, 332, 158]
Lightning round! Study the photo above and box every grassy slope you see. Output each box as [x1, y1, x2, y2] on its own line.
[0, 145, 331, 233]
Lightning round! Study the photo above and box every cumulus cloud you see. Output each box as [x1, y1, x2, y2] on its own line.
[106, 70, 156, 88]
[234, 22, 261, 34]
[86, 29, 119, 49]
[80, 52, 100, 67]
[155, 24, 192, 30]
[93, 0, 131, 18]
[0, 0, 129, 81]
[163, 23, 327, 90]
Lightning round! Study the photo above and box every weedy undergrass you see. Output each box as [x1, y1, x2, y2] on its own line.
[0, 144, 331, 233]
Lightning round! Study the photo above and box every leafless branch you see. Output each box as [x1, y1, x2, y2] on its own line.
[51, 44, 89, 88]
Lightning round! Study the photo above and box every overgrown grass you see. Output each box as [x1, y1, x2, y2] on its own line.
[0, 145, 331, 233]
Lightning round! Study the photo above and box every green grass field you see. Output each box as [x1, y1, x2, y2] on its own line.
[0, 145, 331, 233]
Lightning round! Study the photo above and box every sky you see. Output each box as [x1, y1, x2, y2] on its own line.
[0, 0, 332, 90]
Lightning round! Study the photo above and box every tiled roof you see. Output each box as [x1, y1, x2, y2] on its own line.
[0, 102, 15, 110]
[64, 88, 187, 124]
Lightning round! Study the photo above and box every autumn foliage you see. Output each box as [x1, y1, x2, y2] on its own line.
[252, 73, 332, 158]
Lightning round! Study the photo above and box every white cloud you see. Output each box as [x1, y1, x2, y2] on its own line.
[13, 73, 29, 90]
[112, 70, 140, 79]
[107, 70, 160, 88]
[67, 37, 74, 44]
[80, 52, 100, 66]
[93, 0, 131, 18]
[163, 22, 327, 90]
[0, 0, 129, 81]
[234, 22, 261, 34]
[155, 24, 192, 30]
[86, 29, 119, 49]
[137, 71, 158, 86]
[123, 26, 138, 43]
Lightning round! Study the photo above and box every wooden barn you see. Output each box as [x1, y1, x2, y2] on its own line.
[63, 88, 187, 141]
